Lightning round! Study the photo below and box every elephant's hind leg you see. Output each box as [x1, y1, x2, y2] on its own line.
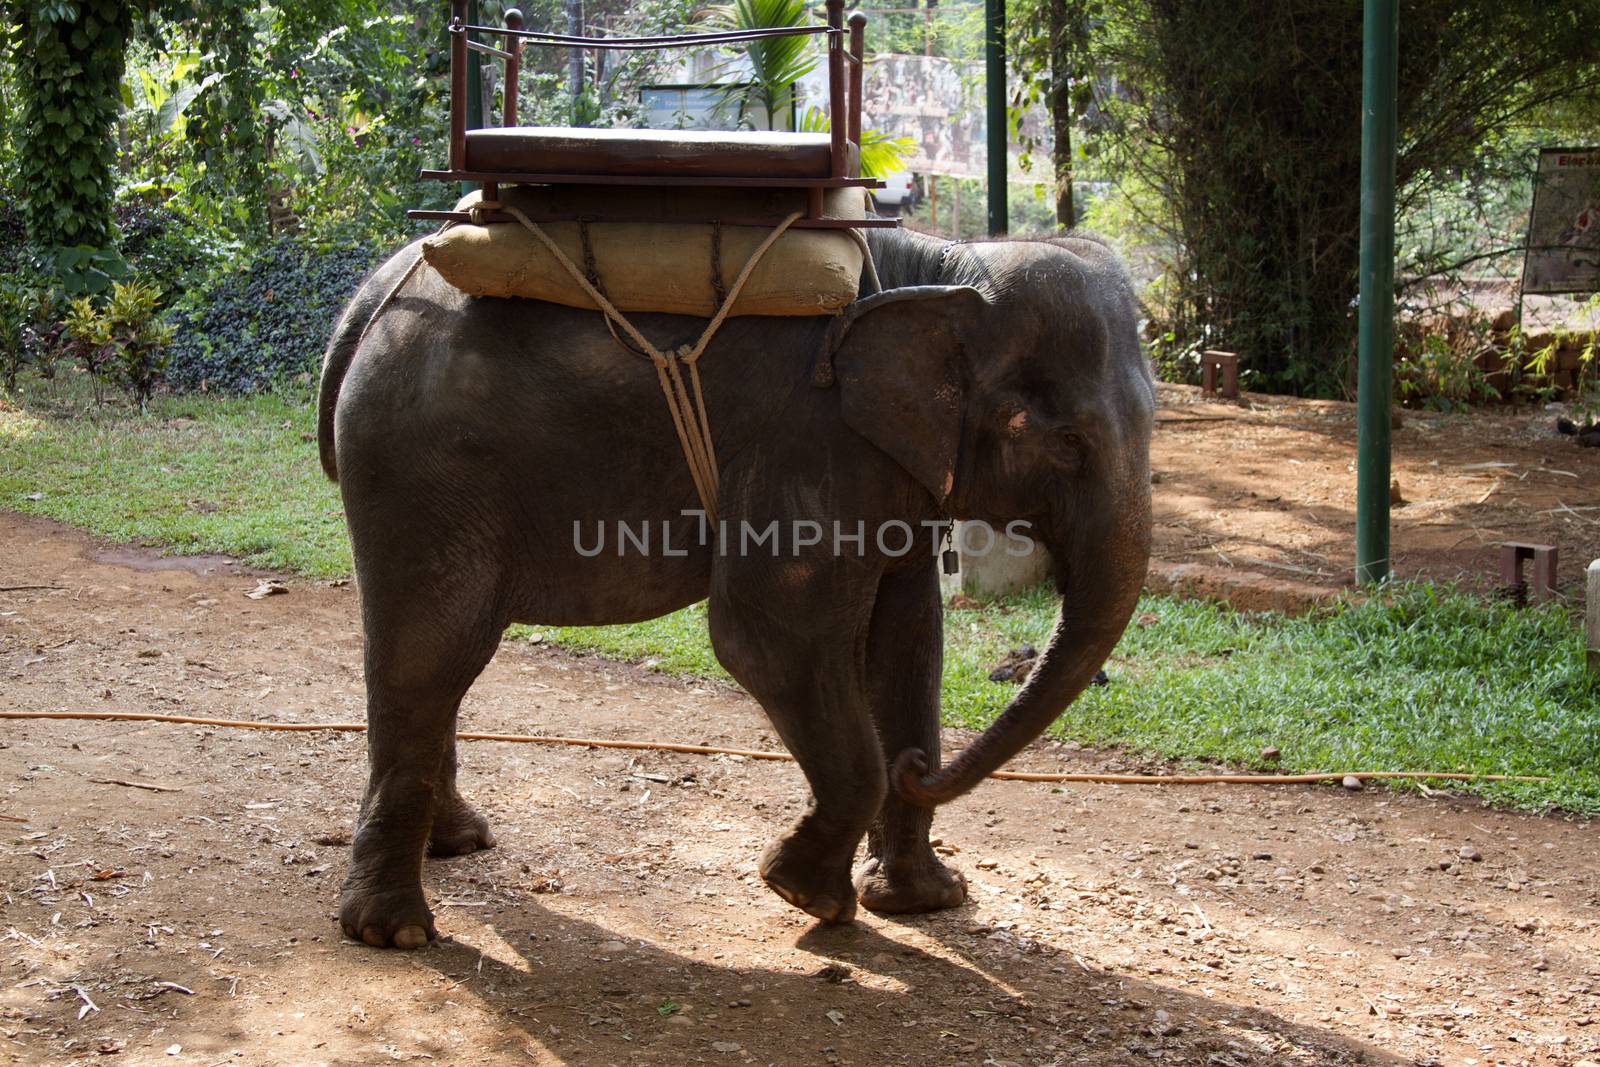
[428, 706, 498, 857]
[856, 563, 968, 914]
[339, 560, 504, 950]
[709, 561, 885, 925]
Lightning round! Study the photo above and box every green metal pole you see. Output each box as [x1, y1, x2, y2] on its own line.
[985, 0, 1007, 235]
[1355, 0, 1396, 586]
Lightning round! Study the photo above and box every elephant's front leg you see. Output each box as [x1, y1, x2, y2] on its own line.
[709, 559, 886, 924]
[856, 561, 968, 914]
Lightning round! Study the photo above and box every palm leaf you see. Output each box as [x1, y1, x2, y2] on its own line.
[798, 106, 913, 180]
[712, 0, 816, 129]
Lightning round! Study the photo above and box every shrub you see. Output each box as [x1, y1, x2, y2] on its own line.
[57, 280, 177, 407]
[163, 238, 383, 394]
[21, 288, 68, 387]
[104, 280, 176, 406]
[115, 200, 224, 296]
[0, 277, 26, 392]
[62, 294, 116, 403]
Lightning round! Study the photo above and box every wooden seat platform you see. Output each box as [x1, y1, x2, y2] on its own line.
[413, 1, 890, 228]
[464, 127, 837, 180]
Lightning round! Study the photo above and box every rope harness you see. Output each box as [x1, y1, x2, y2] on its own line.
[491, 204, 806, 524]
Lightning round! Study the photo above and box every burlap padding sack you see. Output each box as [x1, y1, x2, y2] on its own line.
[422, 185, 867, 317]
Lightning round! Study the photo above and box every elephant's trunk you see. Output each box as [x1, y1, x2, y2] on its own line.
[892, 499, 1150, 808]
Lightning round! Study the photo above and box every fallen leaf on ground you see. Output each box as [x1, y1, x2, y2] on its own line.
[245, 580, 288, 600]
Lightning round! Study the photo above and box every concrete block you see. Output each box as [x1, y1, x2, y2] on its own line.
[1200, 350, 1240, 398]
[1587, 559, 1600, 676]
[940, 521, 1052, 598]
[1500, 541, 1558, 604]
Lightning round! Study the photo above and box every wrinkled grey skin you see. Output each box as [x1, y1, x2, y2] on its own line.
[317, 226, 1154, 949]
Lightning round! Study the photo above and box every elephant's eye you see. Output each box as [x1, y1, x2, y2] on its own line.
[1060, 431, 1083, 448]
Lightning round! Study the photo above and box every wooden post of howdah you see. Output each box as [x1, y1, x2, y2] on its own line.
[503, 8, 523, 128]
[1587, 559, 1600, 676]
[826, 0, 846, 178]
[847, 12, 866, 154]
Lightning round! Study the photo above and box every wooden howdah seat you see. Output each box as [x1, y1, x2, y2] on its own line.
[462, 128, 844, 180]
[410, 0, 892, 232]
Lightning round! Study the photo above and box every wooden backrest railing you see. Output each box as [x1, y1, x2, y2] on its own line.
[443, 0, 865, 180]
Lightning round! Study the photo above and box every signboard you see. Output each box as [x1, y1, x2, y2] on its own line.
[1522, 147, 1600, 296]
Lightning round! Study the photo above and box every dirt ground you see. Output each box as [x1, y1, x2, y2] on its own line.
[1149, 384, 1600, 595]
[3, 512, 1600, 1067]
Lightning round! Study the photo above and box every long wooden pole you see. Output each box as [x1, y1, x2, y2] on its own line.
[449, 1, 467, 171]
[503, 8, 523, 127]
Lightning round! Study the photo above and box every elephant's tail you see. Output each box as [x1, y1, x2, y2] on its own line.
[317, 243, 427, 482]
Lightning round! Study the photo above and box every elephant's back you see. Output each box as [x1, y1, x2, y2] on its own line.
[334, 267, 728, 515]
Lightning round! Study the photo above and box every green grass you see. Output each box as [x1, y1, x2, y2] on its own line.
[1, 374, 349, 577]
[6, 374, 1598, 812]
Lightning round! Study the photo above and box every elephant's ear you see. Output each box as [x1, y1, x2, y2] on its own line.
[821, 285, 987, 506]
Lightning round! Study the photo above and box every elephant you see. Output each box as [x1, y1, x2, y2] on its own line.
[316, 224, 1155, 950]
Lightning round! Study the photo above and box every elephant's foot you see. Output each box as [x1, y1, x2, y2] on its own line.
[428, 793, 496, 857]
[339, 875, 435, 950]
[759, 836, 857, 924]
[855, 854, 967, 914]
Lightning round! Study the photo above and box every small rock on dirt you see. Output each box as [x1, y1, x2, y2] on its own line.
[711, 1040, 742, 1053]
[1341, 775, 1363, 791]
[1459, 845, 1483, 862]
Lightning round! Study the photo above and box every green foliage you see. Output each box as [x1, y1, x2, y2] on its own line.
[105, 279, 176, 405]
[851, 1, 985, 61]
[3, 0, 136, 250]
[0, 278, 28, 392]
[116, 3, 451, 246]
[163, 239, 381, 394]
[1393, 331, 1500, 413]
[61, 293, 116, 401]
[1524, 292, 1600, 420]
[1046, 0, 1600, 398]
[19, 289, 70, 386]
[48, 244, 133, 298]
[56, 279, 175, 405]
[796, 106, 913, 180]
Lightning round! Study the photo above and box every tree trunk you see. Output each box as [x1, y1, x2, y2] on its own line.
[1047, 0, 1074, 228]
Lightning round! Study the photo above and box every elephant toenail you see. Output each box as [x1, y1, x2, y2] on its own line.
[393, 925, 430, 950]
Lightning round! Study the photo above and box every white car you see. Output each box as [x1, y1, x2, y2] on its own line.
[871, 170, 919, 211]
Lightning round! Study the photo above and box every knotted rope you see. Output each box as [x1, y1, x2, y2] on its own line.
[498, 205, 804, 524]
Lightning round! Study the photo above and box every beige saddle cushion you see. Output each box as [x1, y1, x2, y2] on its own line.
[421, 184, 867, 317]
